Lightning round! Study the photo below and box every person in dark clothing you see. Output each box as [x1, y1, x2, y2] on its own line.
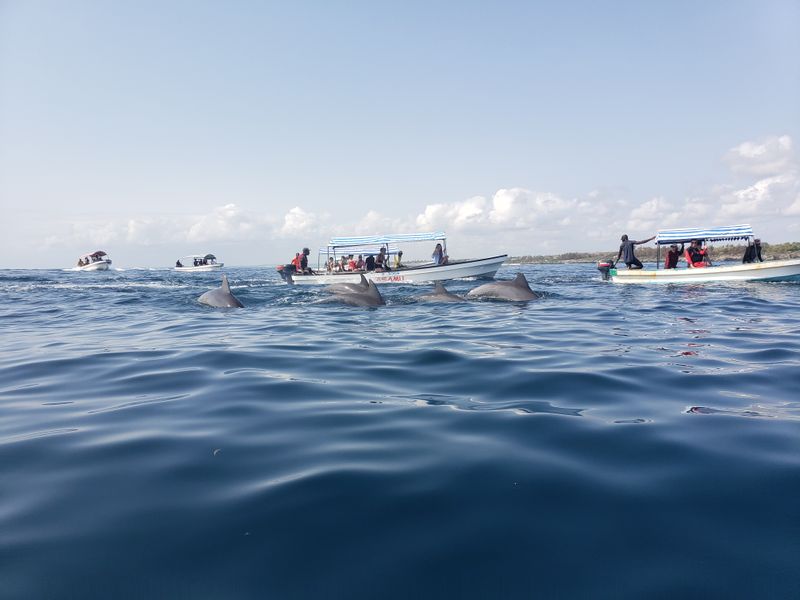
[374, 247, 389, 271]
[364, 254, 376, 271]
[616, 234, 655, 269]
[664, 243, 684, 269]
[742, 238, 764, 263]
[299, 247, 314, 274]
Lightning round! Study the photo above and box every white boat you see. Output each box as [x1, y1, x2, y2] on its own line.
[76, 251, 112, 271]
[600, 224, 800, 283]
[278, 232, 507, 285]
[174, 254, 224, 272]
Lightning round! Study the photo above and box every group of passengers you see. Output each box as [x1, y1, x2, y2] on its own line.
[617, 234, 765, 270]
[325, 247, 395, 273]
[77, 255, 103, 266]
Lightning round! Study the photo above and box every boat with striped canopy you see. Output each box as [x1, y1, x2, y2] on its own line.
[279, 232, 507, 285]
[600, 224, 800, 283]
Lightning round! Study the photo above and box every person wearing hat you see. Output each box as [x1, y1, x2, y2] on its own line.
[664, 242, 684, 269]
[742, 238, 764, 263]
[394, 250, 405, 269]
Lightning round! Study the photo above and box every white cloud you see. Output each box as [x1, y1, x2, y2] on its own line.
[35, 133, 800, 264]
[724, 135, 793, 177]
[279, 206, 318, 237]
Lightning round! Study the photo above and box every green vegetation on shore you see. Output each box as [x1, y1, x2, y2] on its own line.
[509, 242, 800, 264]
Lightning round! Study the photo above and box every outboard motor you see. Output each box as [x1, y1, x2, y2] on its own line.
[276, 264, 296, 282]
[597, 260, 613, 281]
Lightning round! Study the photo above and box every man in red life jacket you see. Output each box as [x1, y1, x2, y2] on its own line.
[664, 243, 684, 269]
[290, 252, 302, 271]
[685, 240, 711, 268]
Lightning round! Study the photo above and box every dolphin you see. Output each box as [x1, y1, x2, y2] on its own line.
[466, 273, 539, 301]
[322, 279, 385, 307]
[326, 274, 370, 295]
[198, 274, 245, 308]
[417, 281, 465, 303]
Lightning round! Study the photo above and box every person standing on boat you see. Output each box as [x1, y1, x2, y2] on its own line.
[743, 238, 764, 263]
[615, 234, 654, 269]
[664, 243, 684, 269]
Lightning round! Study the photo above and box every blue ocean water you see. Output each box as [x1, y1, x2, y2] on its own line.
[1, 264, 798, 598]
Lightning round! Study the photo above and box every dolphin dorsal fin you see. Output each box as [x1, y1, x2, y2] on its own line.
[359, 274, 368, 288]
[221, 274, 230, 292]
[367, 280, 382, 298]
[434, 281, 447, 294]
[513, 273, 530, 288]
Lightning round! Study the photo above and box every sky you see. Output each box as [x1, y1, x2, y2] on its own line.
[1, 0, 799, 268]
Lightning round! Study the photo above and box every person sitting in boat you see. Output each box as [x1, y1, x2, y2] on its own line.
[664, 243, 684, 269]
[176, 260, 183, 268]
[290, 253, 302, 273]
[394, 250, 405, 269]
[743, 238, 764, 263]
[685, 240, 711, 268]
[615, 234, 654, 269]
[375, 247, 389, 271]
[299, 248, 313, 274]
[355, 255, 364, 270]
[348, 255, 357, 271]
[432, 243, 449, 265]
[365, 254, 376, 271]
[338, 256, 348, 271]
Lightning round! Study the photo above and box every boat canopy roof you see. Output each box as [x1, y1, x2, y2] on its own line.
[327, 231, 446, 248]
[655, 224, 754, 245]
[79, 250, 107, 259]
[179, 254, 217, 260]
[318, 246, 401, 257]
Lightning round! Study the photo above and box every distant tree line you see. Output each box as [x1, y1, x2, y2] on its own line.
[509, 242, 800, 264]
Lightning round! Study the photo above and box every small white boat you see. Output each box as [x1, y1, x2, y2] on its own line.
[76, 251, 112, 271]
[600, 224, 800, 283]
[174, 254, 224, 272]
[277, 232, 507, 285]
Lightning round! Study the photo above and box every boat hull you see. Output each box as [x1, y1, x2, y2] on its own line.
[175, 264, 224, 272]
[288, 255, 508, 285]
[77, 260, 111, 271]
[609, 259, 800, 283]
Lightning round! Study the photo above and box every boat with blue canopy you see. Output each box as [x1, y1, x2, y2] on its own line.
[599, 224, 800, 283]
[278, 231, 507, 285]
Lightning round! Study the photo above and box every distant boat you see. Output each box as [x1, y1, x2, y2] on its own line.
[174, 254, 224, 272]
[277, 232, 507, 285]
[599, 224, 800, 283]
[76, 251, 112, 271]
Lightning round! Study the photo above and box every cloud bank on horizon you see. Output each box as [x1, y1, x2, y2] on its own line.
[32, 134, 799, 266]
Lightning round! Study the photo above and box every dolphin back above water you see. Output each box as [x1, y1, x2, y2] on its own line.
[418, 281, 465, 302]
[198, 274, 245, 308]
[324, 277, 385, 306]
[466, 273, 539, 301]
[326, 274, 370, 295]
